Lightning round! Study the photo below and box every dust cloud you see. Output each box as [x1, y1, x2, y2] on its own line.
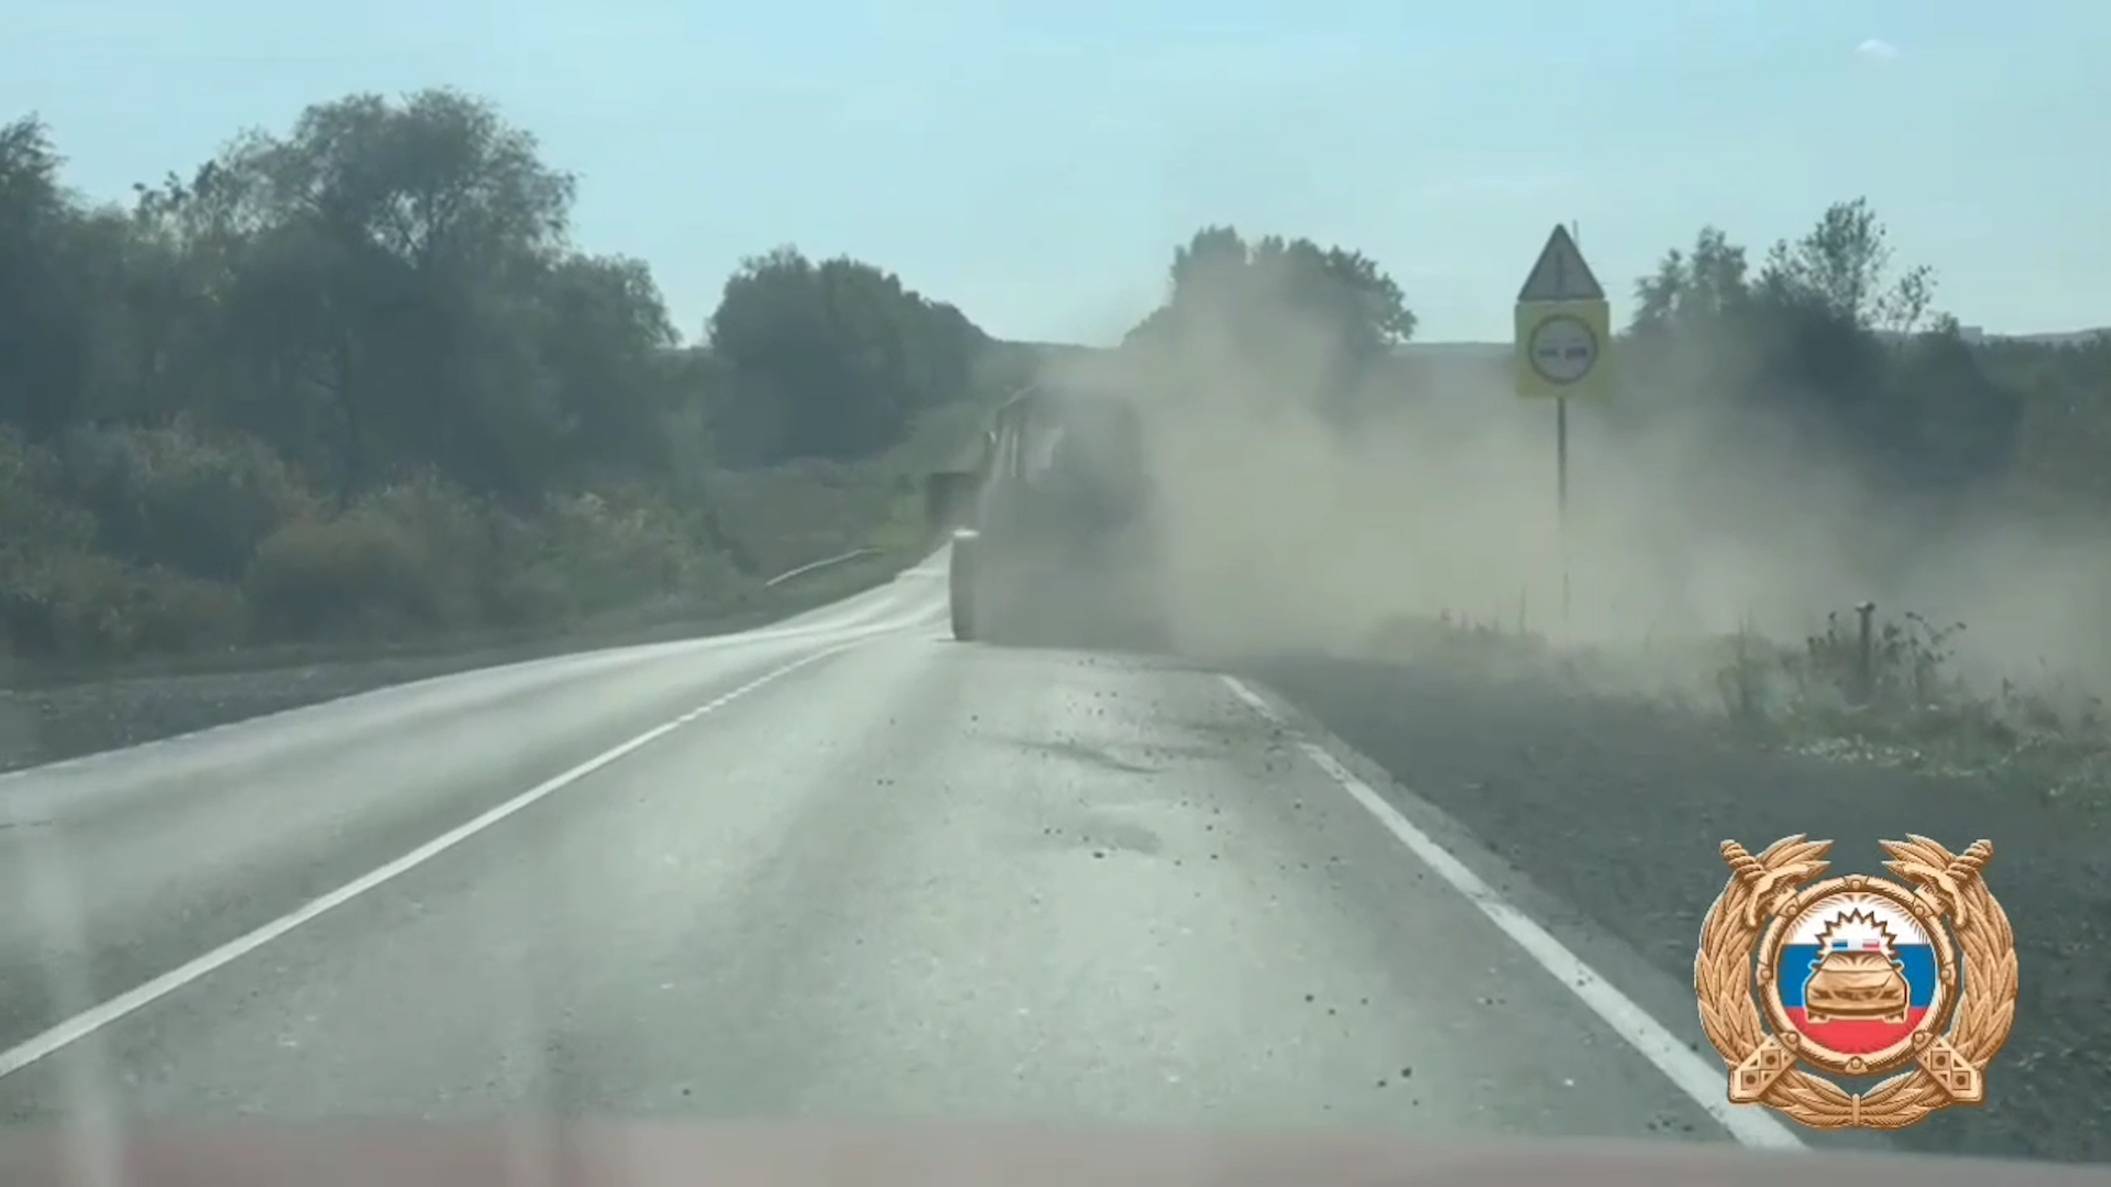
[1031, 295, 2111, 706]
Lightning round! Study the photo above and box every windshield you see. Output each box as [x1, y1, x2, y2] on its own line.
[1015, 394, 1146, 511]
[1, 2, 2104, 1179]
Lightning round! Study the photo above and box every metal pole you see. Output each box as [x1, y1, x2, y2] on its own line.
[1557, 394, 1570, 623]
[1855, 600, 1877, 704]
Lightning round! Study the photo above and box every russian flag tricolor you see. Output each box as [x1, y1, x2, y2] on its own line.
[1774, 891, 1944, 1056]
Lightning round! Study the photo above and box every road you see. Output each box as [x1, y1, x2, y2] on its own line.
[0, 556, 1800, 1148]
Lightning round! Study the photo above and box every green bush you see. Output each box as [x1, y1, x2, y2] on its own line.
[245, 475, 754, 638]
[245, 473, 494, 639]
[58, 422, 322, 581]
[0, 428, 96, 553]
[125, 568, 250, 654]
[0, 549, 246, 660]
[497, 486, 748, 621]
[541, 489, 712, 611]
[708, 460, 900, 577]
[6, 406, 945, 661]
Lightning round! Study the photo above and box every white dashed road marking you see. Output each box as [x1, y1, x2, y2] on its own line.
[0, 641, 867, 1083]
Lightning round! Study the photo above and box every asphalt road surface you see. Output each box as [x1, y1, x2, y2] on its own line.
[0, 556, 1841, 1154]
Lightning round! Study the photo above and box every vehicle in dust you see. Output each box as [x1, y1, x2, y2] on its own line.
[926, 385, 1166, 649]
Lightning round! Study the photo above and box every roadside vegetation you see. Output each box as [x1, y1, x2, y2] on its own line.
[0, 91, 1035, 670]
[1359, 597, 2111, 814]
[1124, 206, 2111, 808]
[7, 86, 2110, 809]
[1618, 205, 2111, 802]
[1709, 609, 2111, 807]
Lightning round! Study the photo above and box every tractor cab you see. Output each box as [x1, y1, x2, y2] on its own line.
[929, 385, 1162, 647]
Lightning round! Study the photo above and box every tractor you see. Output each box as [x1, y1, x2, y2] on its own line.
[924, 385, 1164, 649]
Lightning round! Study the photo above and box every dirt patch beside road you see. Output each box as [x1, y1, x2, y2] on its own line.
[1243, 655, 2111, 1165]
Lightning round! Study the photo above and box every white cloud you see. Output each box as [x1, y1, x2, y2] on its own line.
[1856, 38, 1901, 61]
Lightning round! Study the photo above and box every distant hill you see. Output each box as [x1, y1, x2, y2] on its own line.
[1994, 328, 2108, 346]
[991, 329, 2105, 381]
[1880, 325, 2109, 347]
[1398, 330, 2110, 353]
[1394, 341, 1511, 359]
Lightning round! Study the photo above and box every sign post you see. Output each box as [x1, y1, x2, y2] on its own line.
[1557, 395, 1569, 616]
[1513, 224, 1610, 624]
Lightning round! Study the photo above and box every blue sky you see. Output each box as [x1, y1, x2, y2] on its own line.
[6, 1, 2104, 345]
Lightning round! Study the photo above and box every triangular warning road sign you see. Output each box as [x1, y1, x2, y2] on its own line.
[1517, 225, 1604, 303]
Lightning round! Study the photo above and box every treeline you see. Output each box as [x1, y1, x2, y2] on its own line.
[1975, 332, 2111, 515]
[1009, 209, 2102, 523]
[0, 89, 1018, 662]
[1108, 208, 2110, 584]
[1117, 225, 1416, 421]
[1617, 199, 2028, 496]
[1116, 206, 2101, 524]
[5, 84, 2101, 668]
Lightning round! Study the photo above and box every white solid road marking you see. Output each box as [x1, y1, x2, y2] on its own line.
[0, 641, 864, 1083]
[0, 583, 943, 788]
[1219, 674, 1806, 1151]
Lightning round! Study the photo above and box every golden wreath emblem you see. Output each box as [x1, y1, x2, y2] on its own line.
[1694, 835, 2018, 1130]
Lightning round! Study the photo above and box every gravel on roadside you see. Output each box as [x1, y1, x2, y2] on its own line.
[7, 596, 2101, 1166]
[1244, 654, 2110, 1166]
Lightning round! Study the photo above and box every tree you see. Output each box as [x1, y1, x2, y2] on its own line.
[1881, 318, 2021, 485]
[1755, 197, 1932, 337]
[132, 90, 581, 499]
[1168, 225, 1249, 303]
[0, 90, 1005, 662]
[0, 91, 697, 504]
[0, 117, 89, 437]
[243, 90, 573, 274]
[707, 247, 988, 464]
[530, 253, 681, 474]
[1122, 226, 1416, 417]
[1625, 200, 2021, 495]
[1992, 334, 2111, 511]
[1631, 227, 1749, 339]
[1143, 228, 1415, 351]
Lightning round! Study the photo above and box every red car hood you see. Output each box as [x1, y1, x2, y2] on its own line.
[0, 1122, 2097, 1187]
